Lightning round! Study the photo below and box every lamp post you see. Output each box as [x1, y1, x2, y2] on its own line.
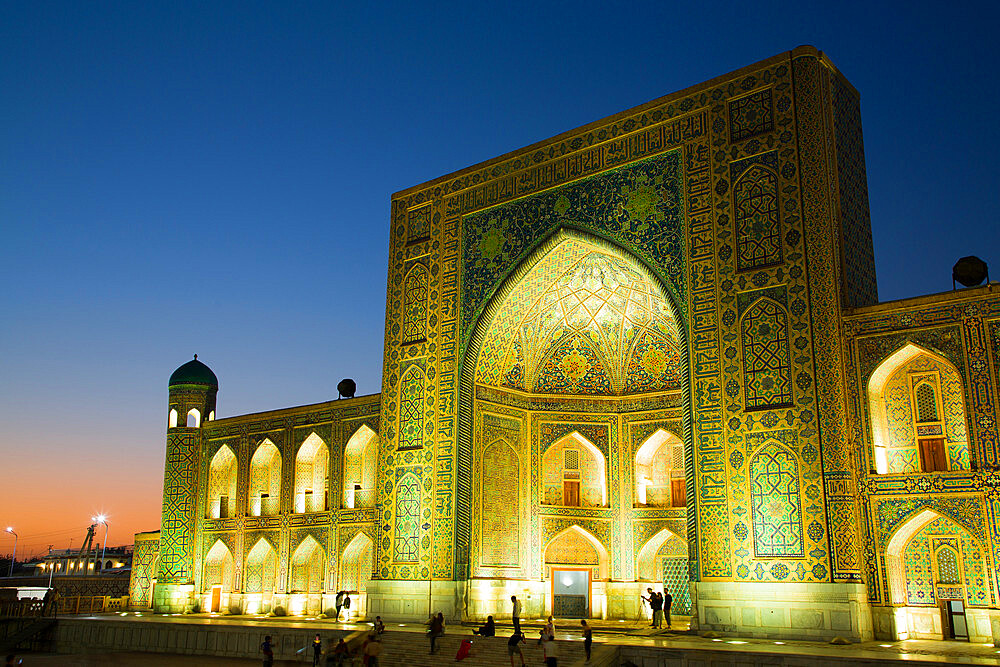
[93, 516, 109, 566]
[5, 527, 17, 577]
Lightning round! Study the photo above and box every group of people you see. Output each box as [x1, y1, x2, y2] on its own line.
[260, 616, 387, 667]
[333, 590, 353, 621]
[643, 587, 672, 629]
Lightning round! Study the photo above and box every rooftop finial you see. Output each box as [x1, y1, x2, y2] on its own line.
[194, 354, 198, 360]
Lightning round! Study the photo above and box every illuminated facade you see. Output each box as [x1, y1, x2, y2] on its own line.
[130, 46, 1000, 643]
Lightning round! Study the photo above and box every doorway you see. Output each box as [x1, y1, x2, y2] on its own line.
[551, 568, 590, 618]
[943, 599, 968, 640]
[210, 585, 222, 613]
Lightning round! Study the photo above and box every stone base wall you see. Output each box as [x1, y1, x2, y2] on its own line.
[871, 604, 1000, 644]
[366, 579, 463, 621]
[694, 581, 873, 641]
[152, 583, 194, 614]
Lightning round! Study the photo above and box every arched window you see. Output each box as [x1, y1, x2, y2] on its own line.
[244, 538, 278, 593]
[634, 429, 685, 507]
[749, 443, 803, 558]
[203, 540, 234, 593]
[206, 446, 237, 519]
[480, 440, 519, 566]
[868, 343, 969, 475]
[398, 366, 425, 451]
[343, 425, 378, 508]
[168, 409, 178, 428]
[290, 537, 325, 593]
[935, 545, 960, 585]
[393, 473, 421, 563]
[186, 408, 201, 428]
[402, 264, 428, 344]
[341, 532, 374, 597]
[541, 432, 606, 507]
[734, 163, 781, 271]
[741, 299, 792, 410]
[294, 433, 329, 513]
[248, 440, 281, 516]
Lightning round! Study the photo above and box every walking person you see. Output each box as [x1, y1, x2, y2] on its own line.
[335, 590, 345, 621]
[312, 633, 322, 666]
[510, 595, 522, 635]
[428, 611, 444, 654]
[581, 620, 592, 662]
[506, 631, 526, 667]
[260, 635, 274, 667]
[663, 590, 673, 629]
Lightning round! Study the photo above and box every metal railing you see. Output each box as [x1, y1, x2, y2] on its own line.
[57, 595, 129, 615]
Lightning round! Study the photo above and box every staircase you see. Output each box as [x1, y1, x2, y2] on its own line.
[373, 630, 591, 666]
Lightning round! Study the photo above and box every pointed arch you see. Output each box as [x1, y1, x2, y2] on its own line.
[393, 472, 421, 563]
[206, 445, 237, 519]
[344, 424, 378, 508]
[244, 537, 278, 593]
[248, 439, 281, 516]
[635, 527, 683, 581]
[340, 532, 374, 594]
[740, 297, 792, 410]
[168, 409, 178, 428]
[290, 535, 326, 593]
[480, 439, 520, 566]
[186, 408, 201, 428]
[402, 263, 429, 344]
[541, 431, 607, 507]
[634, 429, 684, 507]
[398, 365, 425, 451]
[202, 540, 234, 592]
[868, 342, 969, 474]
[294, 433, 328, 513]
[749, 441, 803, 558]
[544, 525, 610, 580]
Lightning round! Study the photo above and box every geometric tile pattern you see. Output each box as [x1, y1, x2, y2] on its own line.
[480, 440, 519, 566]
[398, 366, 424, 450]
[662, 556, 692, 615]
[729, 88, 774, 143]
[733, 161, 781, 271]
[903, 517, 991, 607]
[393, 471, 421, 563]
[403, 264, 428, 344]
[750, 443, 804, 558]
[741, 298, 793, 410]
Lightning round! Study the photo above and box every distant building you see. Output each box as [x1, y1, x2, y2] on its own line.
[30, 545, 131, 578]
[130, 46, 1000, 645]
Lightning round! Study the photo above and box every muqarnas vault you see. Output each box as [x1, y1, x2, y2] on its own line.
[128, 46, 1000, 643]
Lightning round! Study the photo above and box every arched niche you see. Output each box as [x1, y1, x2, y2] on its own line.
[344, 424, 378, 508]
[635, 527, 684, 582]
[294, 433, 329, 513]
[544, 525, 610, 581]
[541, 431, 606, 508]
[206, 445, 237, 519]
[634, 429, 684, 507]
[244, 537, 278, 594]
[868, 343, 969, 475]
[203, 540, 234, 593]
[248, 439, 281, 516]
[290, 535, 326, 594]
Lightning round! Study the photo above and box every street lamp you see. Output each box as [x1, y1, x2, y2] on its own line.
[93, 516, 109, 566]
[5, 527, 17, 577]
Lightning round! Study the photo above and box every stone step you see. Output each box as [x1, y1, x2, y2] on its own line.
[368, 632, 589, 666]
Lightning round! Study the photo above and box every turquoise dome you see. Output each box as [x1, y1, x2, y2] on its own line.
[169, 356, 218, 388]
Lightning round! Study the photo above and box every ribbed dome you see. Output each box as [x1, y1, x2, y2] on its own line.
[168, 356, 218, 388]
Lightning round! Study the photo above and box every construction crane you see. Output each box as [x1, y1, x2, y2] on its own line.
[77, 524, 97, 559]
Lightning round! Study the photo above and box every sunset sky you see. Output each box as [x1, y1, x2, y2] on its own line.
[2, 1, 998, 560]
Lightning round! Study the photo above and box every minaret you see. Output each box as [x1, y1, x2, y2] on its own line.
[153, 355, 218, 612]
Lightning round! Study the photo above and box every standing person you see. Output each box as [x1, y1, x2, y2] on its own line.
[312, 633, 322, 666]
[428, 611, 444, 654]
[544, 615, 555, 639]
[581, 620, 592, 662]
[663, 590, 673, 629]
[260, 635, 274, 667]
[335, 590, 345, 621]
[506, 631, 526, 667]
[342, 593, 352, 621]
[650, 590, 663, 628]
[642, 587, 655, 625]
[373, 615, 385, 636]
[510, 595, 522, 635]
[326, 638, 347, 666]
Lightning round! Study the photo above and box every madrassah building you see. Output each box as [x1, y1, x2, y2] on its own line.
[128, 46, 1000, 643]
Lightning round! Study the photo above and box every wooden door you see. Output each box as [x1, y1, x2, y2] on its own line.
[563, 480, 580, 506]
[671, 480, 686, 507]
[919, 439, 947, 472]
[210, 585, 221, 613]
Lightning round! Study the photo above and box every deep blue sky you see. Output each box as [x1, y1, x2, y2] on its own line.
[1, 1, 997, 553]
